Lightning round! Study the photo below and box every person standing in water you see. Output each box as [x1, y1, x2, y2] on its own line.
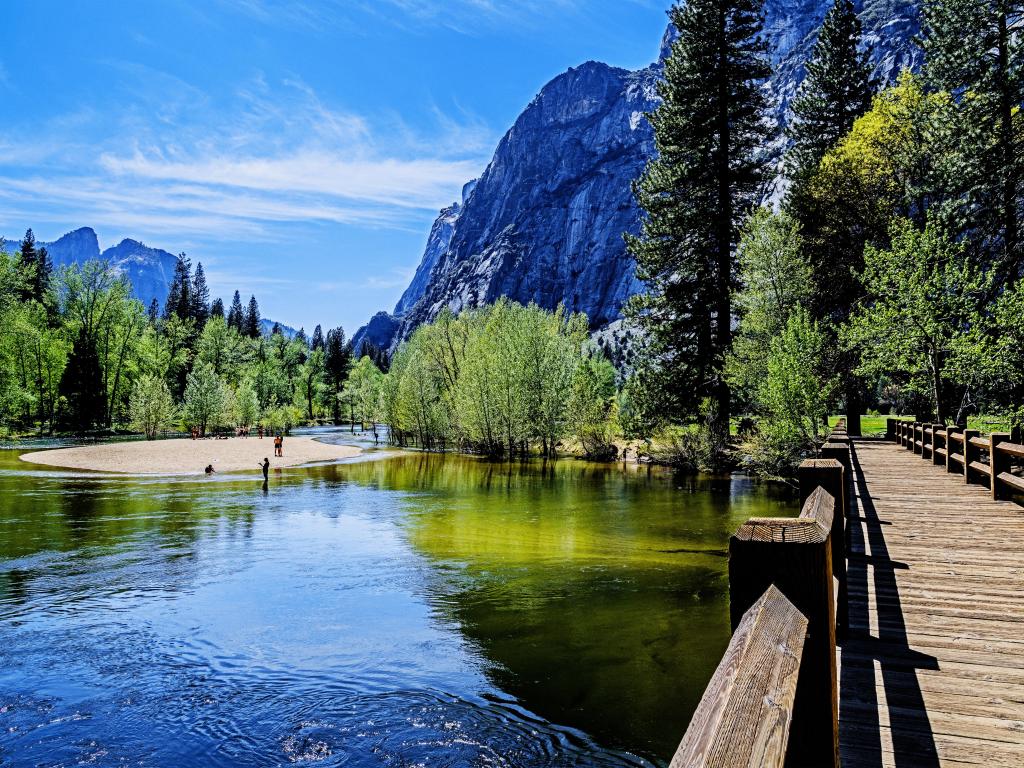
[260, 457, 270, 482]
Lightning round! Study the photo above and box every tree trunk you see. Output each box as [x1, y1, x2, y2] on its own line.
[931, 347, 945, 424]
[713, 6, 732, 443]
[997, 10, 1020, 284]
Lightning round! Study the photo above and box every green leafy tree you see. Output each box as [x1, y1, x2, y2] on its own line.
[566, 354, 618, 459]
[182, 364, 227, 436]
[626, 0, 770, 438]
[129, 375, 177, 439]
[727, 208, 813, 408]
[746, 308, 838, 476]
[845, 218, 990, 423]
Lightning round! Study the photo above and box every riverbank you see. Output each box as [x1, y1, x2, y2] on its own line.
[18, 435, 360, 475]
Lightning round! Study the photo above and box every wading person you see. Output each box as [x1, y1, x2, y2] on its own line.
[260, 457, 270, 482]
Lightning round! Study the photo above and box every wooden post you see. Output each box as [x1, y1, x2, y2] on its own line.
[670, 586, 807, 768]
[945, 428, 962, 473]
[800, 459, 846, 638]
[963, 429, 980, 485]
[887, 418, 898, 442]
[991, 433, 1012, 501]
[922, 425, 933, 461]
[931, 425, 946, 466]
[729, 488, 838, 768]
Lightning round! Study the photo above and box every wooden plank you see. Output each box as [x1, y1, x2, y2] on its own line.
[837, 438, 1024, 768]
[670, 586, 806, 768]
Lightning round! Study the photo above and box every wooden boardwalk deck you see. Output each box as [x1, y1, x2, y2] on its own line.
[839, 438, 1024, 767]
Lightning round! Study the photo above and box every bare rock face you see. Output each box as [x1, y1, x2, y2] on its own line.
[354, 4, 925, 354]
[41, 227, 178, 310]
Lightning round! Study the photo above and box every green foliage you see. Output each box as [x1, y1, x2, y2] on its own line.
[566, 353, 619, 460]
[785, 0, 875, 183]
[129, 375, 177, 439]
[380, 301, 604, 457]
[626, 0, 770, 434]
[844, 218, 989, 423]
[727, 208, 813, 407]
[921, 0, 1024, 283]
[749, 308, 837, 475]
[182, 364, 227, 436]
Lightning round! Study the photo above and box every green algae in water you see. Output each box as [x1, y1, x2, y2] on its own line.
[0, 441, 795, 765]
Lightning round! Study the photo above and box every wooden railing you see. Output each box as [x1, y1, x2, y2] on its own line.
[889, 419, 1024, 502]
[671, 420, 850, 767]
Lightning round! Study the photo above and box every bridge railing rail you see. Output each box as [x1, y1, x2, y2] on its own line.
[670, 420, 849, 767]
[889, 418, 1024, 502]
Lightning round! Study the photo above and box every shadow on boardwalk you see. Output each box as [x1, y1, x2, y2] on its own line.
[839, 439, 940, 768]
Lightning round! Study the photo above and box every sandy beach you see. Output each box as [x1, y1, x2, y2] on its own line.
[19, 435, 361, 475]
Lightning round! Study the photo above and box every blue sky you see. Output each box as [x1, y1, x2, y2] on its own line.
[0, 0, 668, 335]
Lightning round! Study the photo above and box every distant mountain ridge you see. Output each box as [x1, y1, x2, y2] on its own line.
[6, 227, 295, 335]
[352, 2, 922, 354]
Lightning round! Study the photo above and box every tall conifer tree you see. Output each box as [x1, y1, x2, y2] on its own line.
[210, 297, 225, 318]
[191, 262, 210, 325]
[227, 290, 244, 330]
[921, 0, 1024, 284]
[626, 0, 770, 436]
[784, 0, 875, 433]
[785, 0, 874, 182]
[244, 295, 261, 338]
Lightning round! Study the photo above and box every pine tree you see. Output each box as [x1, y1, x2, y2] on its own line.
[227, 290, 244, 330]
[244, 295, 261, 338]
[210, 297, 225, 318]
[626, 0, 770, 436]
[164, 254, 192, 321]
[18, 229, 38, 302]
[295, 327, 308, 348]
[785, 0, 874, 183]
[191, 262, 210, 326]
[921, 0, 1024, 284]
[311, 324, 324, 351]
[32, 246, 52, 304]
[324, 327, 352, 422]
[148, 298, 160, 324]
[784, 0, 875, 434]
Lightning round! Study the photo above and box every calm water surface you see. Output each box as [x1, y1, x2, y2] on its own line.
[0, 429, 794, 767]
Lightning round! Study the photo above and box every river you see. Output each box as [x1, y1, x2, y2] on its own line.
[0, 429, 794, 766]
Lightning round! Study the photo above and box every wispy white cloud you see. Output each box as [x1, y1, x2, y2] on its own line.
[0, 70, 492, 240]
[221, 0, 581, 35]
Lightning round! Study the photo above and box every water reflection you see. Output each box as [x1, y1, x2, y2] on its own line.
[0, 438, 794, 766]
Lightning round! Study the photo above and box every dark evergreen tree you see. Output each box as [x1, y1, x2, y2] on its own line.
[191, 262, 210, 325]
[148, 298, 160, 324]
[163, 254, 192, 321]
[358, 340, 390, 372]
[783, 0, 875, 434]
[210, 297, 225, 318]
[311, 324, 324, 351]
[295, 327, 308, 348]
[921, 0, 1024, 284]
[17, 229, 50, 302]
[785, 0, 874, 182]
[32, 246, 52, 305]
[59, 327, 106, 432]
[324, 327, 352, 422]
[244, 295, 261, 338]
[626, 0, 770, 436]
[271, 321, 282, 335]
[227, 290, 244, 330]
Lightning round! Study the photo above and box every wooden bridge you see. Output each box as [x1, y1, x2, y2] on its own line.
[671, 419, 1024, 767]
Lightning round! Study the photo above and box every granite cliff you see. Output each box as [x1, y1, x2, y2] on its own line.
[353, 3, 922, 354]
